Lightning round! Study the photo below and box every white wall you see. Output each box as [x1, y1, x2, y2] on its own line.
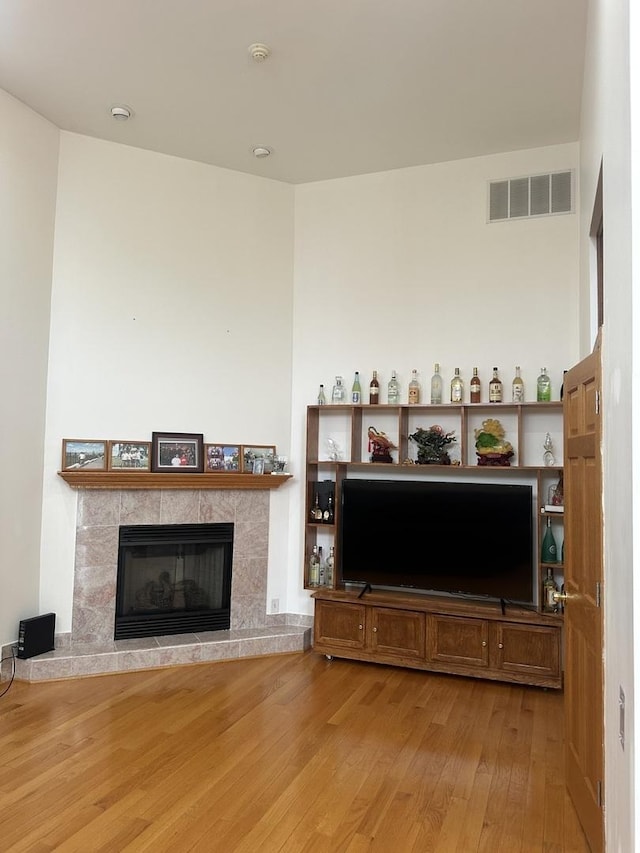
[288, 144, 580, 614]
[40, 133, 295, 632]
[0, 90, 59, 646]
[580, 1, 636, 849]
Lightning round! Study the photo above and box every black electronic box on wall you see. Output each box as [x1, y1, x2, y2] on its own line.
[17, 612, 56, 659]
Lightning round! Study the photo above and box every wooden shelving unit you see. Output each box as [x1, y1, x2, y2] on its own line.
[305, 401, 565, 686]
[304, 401, 564, 599]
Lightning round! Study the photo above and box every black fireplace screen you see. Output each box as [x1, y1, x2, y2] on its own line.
[115, 523, 233, 639]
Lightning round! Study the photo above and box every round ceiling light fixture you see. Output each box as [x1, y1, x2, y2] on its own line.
[248, 43, 271, 62]
[252, 146, 271, 159]
[110, 105, 132, 121]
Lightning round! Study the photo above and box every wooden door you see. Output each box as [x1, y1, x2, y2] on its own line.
[563, 347, 604, 852]
[368, 607, 426, 662]
[313, 600, 366, 651]
[492, 622, 561, 683]
[427, 614, 489, 669]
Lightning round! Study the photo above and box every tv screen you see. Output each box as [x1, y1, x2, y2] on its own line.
[339, 479, 534, 603]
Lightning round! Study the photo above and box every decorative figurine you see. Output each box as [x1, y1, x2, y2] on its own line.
[474, 418, 514, 466]
[409, 425, 456, 465]
[367, 426, 397, 463]
[543, 432, 556, 466]
[326, 438, 343, 462]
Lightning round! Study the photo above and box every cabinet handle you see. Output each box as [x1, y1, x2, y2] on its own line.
[372, 627, 378, 633]
[358, 624, 363, 631]
[498, 643, 504, 649]
[481, 640, 487, 647]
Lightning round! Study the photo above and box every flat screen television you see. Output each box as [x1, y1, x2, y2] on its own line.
[339, 478, 534, 603]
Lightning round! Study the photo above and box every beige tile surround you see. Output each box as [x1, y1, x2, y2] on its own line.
[4, 488, 311, 682]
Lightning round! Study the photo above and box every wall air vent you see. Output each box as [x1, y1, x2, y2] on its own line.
[488, 171, 573, 222]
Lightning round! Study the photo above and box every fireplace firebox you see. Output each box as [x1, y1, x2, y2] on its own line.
[115, 523, 233, 640]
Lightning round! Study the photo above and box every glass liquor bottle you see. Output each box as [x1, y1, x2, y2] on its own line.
[351, 371, 362, 404]
[543, 567, 558, 613]
[310, 492, 323, 522]
[408, 369, 421, 404]
[543, 432, 555, 466]
[324, 546, 335, 587]
[489, 367, 502, 403]
[450, 368, 463, 403]
[387, 370, 400, 404]
[541, 516, 558, 563]
[317, 384, 326, 405]
[430, 363, 443, 404]
[470, 367, 481, 403]
[317, 546, 325, 587]
[332, 376, 346, 403]
[537, 367, 551, 402]
[308, 545, 320, 587]
[369, 370, 380, 404]
[323, 493, 334, 524]
[512, 366, 524, 403]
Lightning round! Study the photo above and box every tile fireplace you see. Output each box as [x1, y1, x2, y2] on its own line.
[5, 486, 311, 681]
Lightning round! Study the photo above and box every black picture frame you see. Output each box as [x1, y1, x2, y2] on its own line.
[151, 432, 204, 473]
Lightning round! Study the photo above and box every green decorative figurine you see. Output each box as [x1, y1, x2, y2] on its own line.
[409, 425, 456, 465]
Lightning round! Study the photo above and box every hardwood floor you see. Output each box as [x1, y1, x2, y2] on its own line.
[0, 651, 589, 852]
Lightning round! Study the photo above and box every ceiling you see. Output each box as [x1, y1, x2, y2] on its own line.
[0, 0, 587, 184]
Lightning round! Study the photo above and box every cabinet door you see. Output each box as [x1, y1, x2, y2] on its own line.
[492, 622, 561, 680]
[427, 615, 489, 668]
[314, 601, 366, 651]
[368, 607, 426, 662]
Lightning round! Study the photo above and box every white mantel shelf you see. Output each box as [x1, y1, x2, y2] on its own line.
[58, 471, 292, 490]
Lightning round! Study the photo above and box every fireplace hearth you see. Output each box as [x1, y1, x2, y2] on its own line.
[115, 523, 233, 639]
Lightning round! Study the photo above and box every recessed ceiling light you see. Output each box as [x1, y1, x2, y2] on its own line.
[252, 146, 271, 159]
[110, 105, 131, 121]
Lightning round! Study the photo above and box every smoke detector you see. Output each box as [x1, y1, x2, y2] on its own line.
[252, 146, 271, 159]
[110, 105, 131, 121]
[249, 43, 271, 62]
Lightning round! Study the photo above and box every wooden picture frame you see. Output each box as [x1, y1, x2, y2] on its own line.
[61, 439, 108, 472]
[151, 432, 204, 473]
[205, 444, 241, 473]
[108, 441, 151, 471]
[242, 445, 276, 474]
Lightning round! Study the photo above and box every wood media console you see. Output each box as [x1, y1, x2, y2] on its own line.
[312, 588, 562, 689]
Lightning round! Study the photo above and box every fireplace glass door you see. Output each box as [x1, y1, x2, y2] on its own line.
[115, 523, 233, 639]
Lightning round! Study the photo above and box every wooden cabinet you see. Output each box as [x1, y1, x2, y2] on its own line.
[313, 589, 562, 689]
[314, 600, 426, 664]
[428, 614, 490, 669]
[370, 607, 426, 663]
[314, 599, 366, 652]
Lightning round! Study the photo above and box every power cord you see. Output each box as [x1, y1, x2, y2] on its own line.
[0, 645, 17, 698]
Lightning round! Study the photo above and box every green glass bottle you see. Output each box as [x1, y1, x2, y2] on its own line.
[351, 371, 362, 404]
[541, 516, 557, 563]
[537, 367, 551, 402]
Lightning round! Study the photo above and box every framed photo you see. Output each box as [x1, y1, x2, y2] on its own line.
[151, 432, 204, 473]
[108, 441, 151, 471]
[205, 444, 241, 473]
[252, 457, 265, 476]
[61, 439, 108, 472]
[242, 445, 276, 474]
